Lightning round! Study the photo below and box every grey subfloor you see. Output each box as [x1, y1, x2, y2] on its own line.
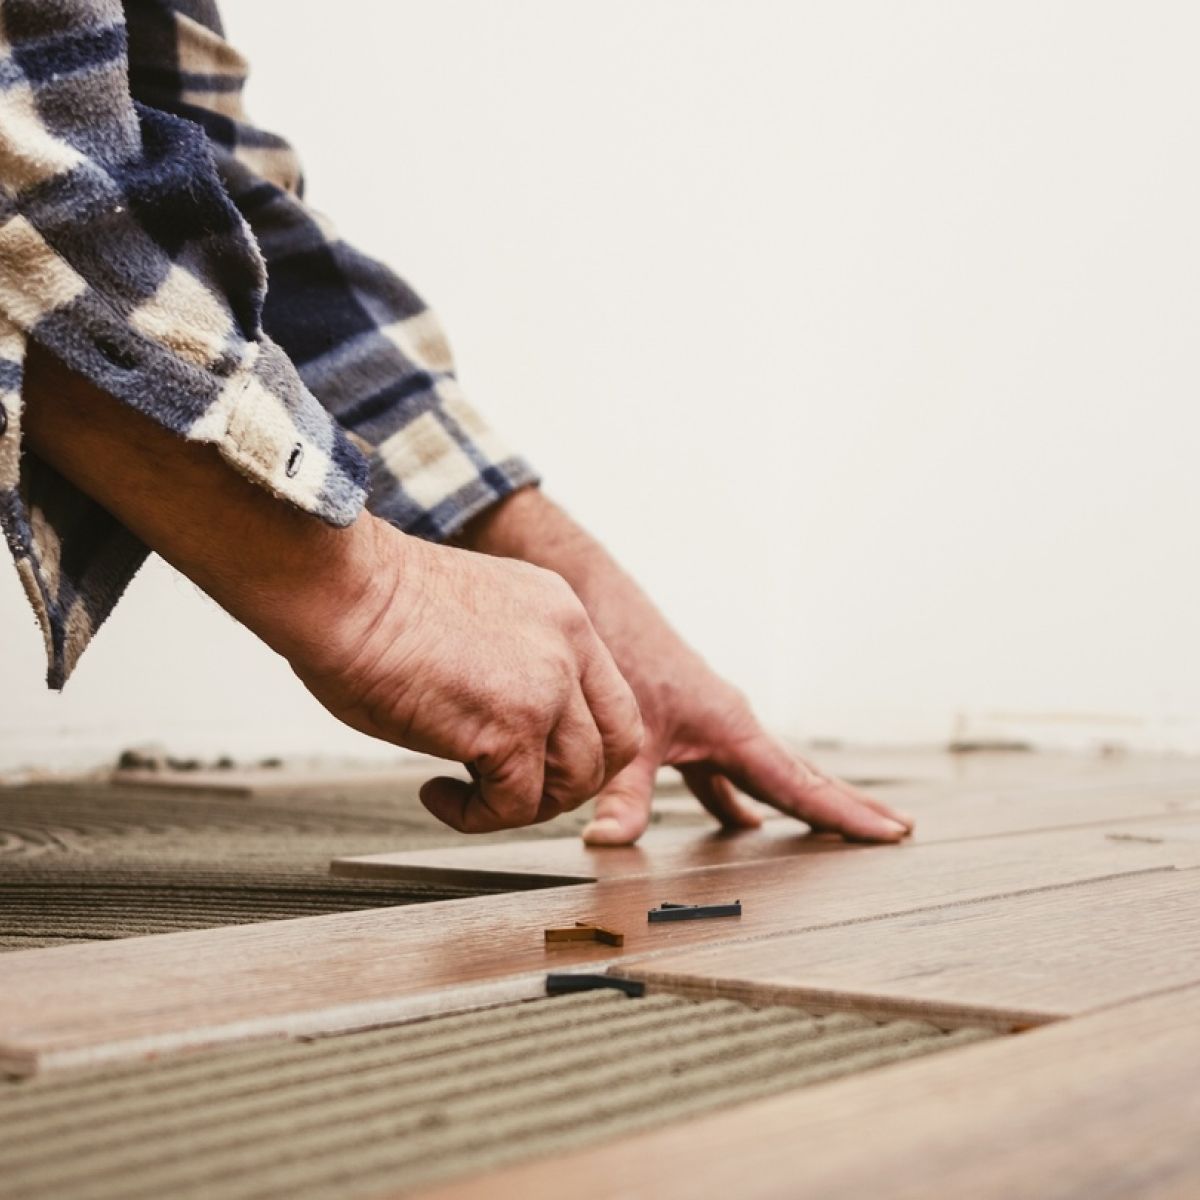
[0, 775, 703, 949]
[0, 991, 995, 1199]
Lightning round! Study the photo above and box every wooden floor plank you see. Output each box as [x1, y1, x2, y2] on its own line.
[617, 868, 1200, 1026]
[415, 982, 1200, 1200]
[332, 778, 1200, 886]
[333, 823, 850, 886]
[4, 823, 1200, 1076]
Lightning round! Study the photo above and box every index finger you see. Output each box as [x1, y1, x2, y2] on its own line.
[713, 730, 913, 842]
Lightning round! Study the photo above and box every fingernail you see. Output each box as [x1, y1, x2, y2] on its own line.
[880, 818, 909, 838]
[582, 817, 625, 845]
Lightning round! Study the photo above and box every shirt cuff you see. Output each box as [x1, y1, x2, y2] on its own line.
[0, 313, 370, 689]
[359, 376, 540, 541]
[188, 336, 369, 526]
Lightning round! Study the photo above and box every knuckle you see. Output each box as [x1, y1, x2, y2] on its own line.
[544, 576, 590, 631]
[608, 707, 644, 769]
[555, 760, 603, 809]
[543, 569, 576, 603]
[557, 754, 607, 809]
[575, 738, 608, 800]
[484, 784, 540, 829]
[509, 699, 547, 736]
[470, 733, 508, 770]
[549, 649, 579, 691]
[529, 564, 569, 601]
[506, 687, 559, 735]
[546, 787, 587, 816]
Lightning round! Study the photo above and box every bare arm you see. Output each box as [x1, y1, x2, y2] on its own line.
[22, 345, 641, 831]
[23, 346, 386, 675]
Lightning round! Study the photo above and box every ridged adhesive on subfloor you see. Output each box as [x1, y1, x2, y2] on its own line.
[0, 782, 617, 950]
[0, 990, 995, 1199]
[0, 867, 480, 950]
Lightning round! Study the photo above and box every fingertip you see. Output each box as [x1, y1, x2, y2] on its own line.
[418, 775, 471, 830]
[715, 793, 765, 831]
[582, 815, 637, 845]
[583, 782, 651, 845]
[586, 754, 656, 844]
[838, 779, 915, 833]
[419, 775, 462, 805]
[731, 803, 766, 830]
[819, 806, 913, 845]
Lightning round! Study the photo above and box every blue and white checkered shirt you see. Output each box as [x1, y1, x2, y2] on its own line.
[0, 0, 537, 687]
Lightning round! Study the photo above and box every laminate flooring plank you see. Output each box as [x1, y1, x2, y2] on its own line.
[4, 823, 1200, 1076]
[332, 776, 1200, 886]
[616, 867, 1200, 1026]
[333, 823, 846, 886]
[416, 982, 1200, 1200]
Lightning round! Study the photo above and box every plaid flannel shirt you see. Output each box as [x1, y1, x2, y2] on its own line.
[0, 0, 536, 688]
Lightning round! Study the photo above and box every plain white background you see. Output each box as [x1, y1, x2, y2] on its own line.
[2, 1, 1198, 769]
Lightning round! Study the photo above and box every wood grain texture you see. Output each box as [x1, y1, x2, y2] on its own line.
[617, 867, 1200, 1026]
[331, 775, 1200, 886]
[4, 822, 1200, 1076]
[332, 822, 847, 886]
[415, 982, 1200, 1200]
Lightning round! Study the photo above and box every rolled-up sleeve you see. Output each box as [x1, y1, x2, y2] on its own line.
[0, 0, 368, 686]
[122, 0, 540, 547]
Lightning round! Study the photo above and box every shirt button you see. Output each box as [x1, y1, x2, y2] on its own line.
[97, 338, 138, 370]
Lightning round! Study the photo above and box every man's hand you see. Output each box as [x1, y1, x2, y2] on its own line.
[297, 528, 644, 832]
[461, 489, 915, 845]
[22, 347, 642, 832]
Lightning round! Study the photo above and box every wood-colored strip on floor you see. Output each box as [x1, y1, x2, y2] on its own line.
[333, 823, 854, 886]
[615, 867, 1200, 1026]
[331, 778, 1200, 886]
[415, 983, 1200, 1200]
[3, 822, 1200, 1075]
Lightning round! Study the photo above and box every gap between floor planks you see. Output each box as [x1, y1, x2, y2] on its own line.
[4, 817, 1200, 1076]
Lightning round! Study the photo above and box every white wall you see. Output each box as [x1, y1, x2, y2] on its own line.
[3, 0, 1199, 769]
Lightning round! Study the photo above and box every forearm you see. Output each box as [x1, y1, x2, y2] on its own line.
[21, 344, 394, 674]
[19, 346, 643, 828]
[459, 487, 618, 584]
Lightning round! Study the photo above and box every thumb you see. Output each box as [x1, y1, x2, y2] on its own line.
[582, 752, 659, 846]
